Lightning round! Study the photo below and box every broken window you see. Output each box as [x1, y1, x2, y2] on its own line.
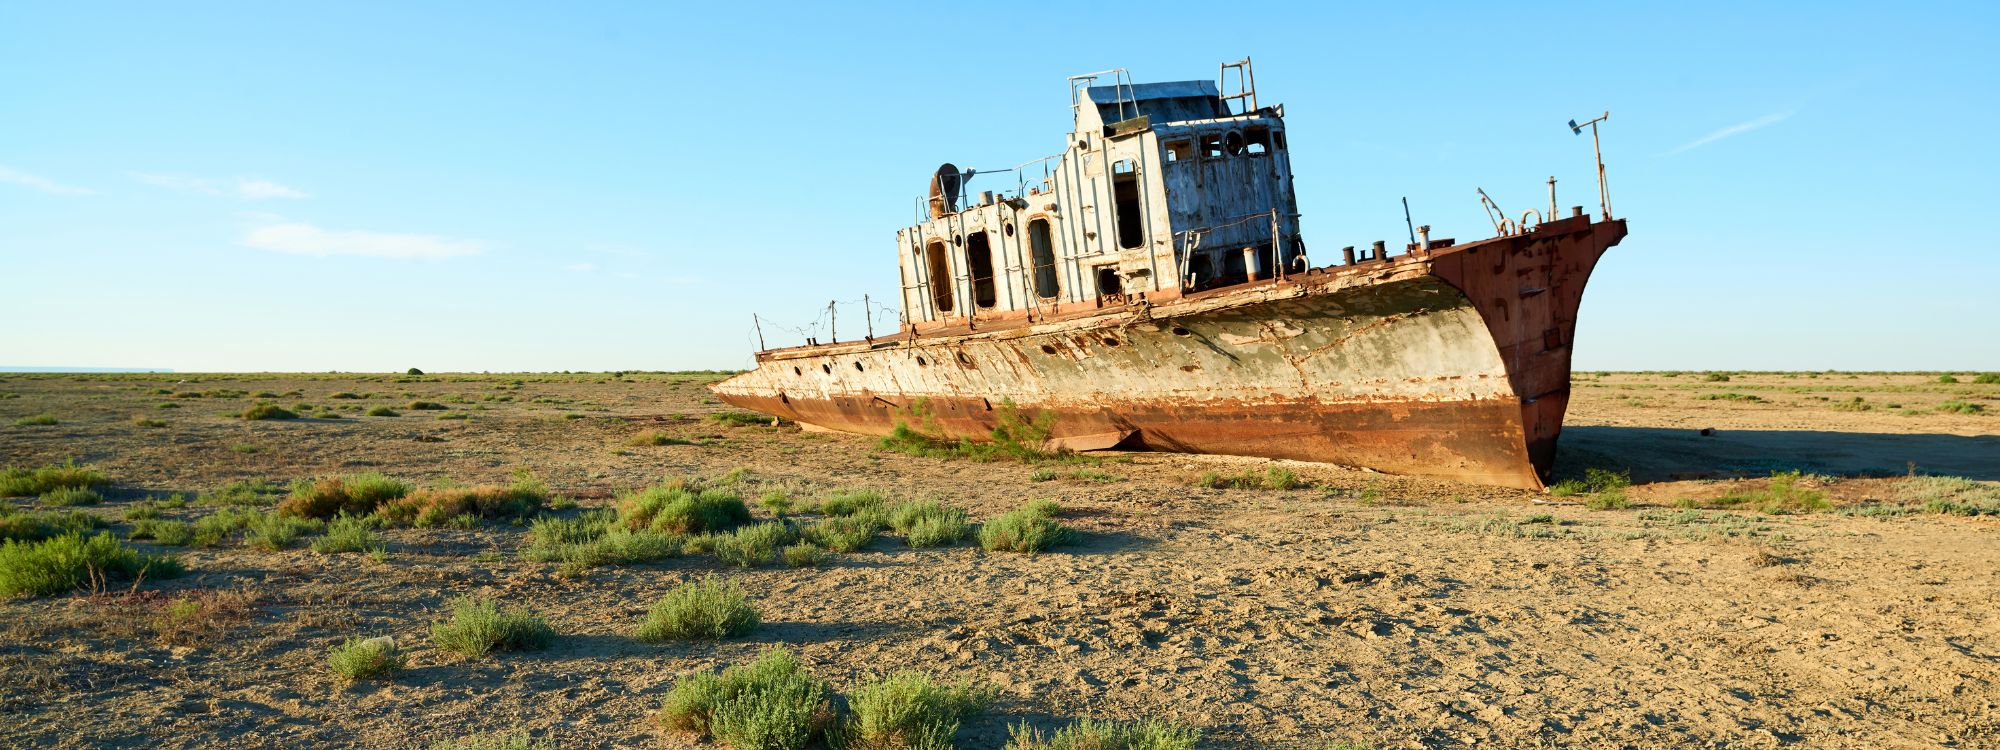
[966, 232, 997, 308]
[925, 239, 954, 314]
[1245, 126, 1271, 156]
[1029, 218, 1059, 299]
[1200, 134, 1224, 159]
[1111, 159, 1143, 250]
[1162, 139, 1192, 163]
[1095, 266, 1123, 297]
[1224, 130, 1245, 156]
[1273, 130, 1287, 151]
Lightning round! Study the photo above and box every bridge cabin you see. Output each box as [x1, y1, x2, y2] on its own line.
[896, 64, 1305, 334]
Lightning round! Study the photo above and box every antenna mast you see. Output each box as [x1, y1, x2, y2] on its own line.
[1567, 112, 1612, 220]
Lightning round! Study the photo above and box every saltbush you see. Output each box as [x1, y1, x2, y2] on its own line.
[634, 575, 761, 641]
[0, 532, 183, 597]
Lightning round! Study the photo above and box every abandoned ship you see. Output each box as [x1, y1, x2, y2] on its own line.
[710, 61, 1629, 489]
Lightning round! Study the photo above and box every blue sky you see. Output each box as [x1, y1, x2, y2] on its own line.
[2, 1, 1994, 372]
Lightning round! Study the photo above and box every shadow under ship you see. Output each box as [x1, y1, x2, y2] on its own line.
[711, 61, 1628, 489]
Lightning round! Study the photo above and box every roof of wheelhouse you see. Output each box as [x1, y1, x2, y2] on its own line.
[1077, 80, 1225, 132]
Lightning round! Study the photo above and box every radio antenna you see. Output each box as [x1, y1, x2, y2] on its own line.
[1401, 197, 1416, 245]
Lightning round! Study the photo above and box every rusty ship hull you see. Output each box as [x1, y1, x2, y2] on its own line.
[712, 214, 1626, 489]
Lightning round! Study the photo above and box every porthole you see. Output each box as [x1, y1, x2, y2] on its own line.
[915, 356, 928, 366]
[1102, 337, 1120, 347]
[1170, 326, 1191, 337]
[1004, 224, 1015, 237]
[952, 234, 963, 247]
[1040, 344, 1057, 355]
[821, 364, 832, 374]
[854, 361, 865, 372]
[793, 366, 803, 376]
[956, 351, 973, 366]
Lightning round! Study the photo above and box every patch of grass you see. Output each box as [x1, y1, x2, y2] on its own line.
[618, 481, 752, 534]
[0, 460, 110, 497]
[135, 417, 168, 428]
[0, 509, 107, 542]
[1696, 392, 1763, 402]
[628, 429, 697, 446]
[1197, 467, 1302, 490]
[1974, 373, 2000, 385]
[1068, 469, 1123, 484]
[1895, 475, 2000, 516]
[230, 443, 262, 454]
[1935, 400, 1985, 414]
[521, 510, 684, 571]
[201, 478, 286, 507]
[38, 486, 102, 507]
[887, 501, 970, 548]
[1003, 719, 1200, 750]
[240, 403, 299, 420]
[312, 514, 385, 554]
[374, 475, 547, 527]
[328, 392, 363, 400]
[190, 507, 262, 547]
[437, 411, 470, 420]
[1830, 397, 1873, 412]
[978, 501, 1072, 554]
[276, 473, 411, 518]
[659, 648, 832, 747]
[801, 515, 882, 553]
[634, 574, 761, 641]
[1030, 468, 1059, 482]
[0, 532, 183, 597]
[365, 406, 401, 417]
[328, 636, 405, 682]
[12, 413, 58, 426]
[760, 491, 795, 518]
[129, 519, 195, 546]
[429, 735, 551, 750]
[715, 522, 798, 567]
[407, 401, 449, 410]
[1702, 372, 1732, 382]
[1696, 471, 1831, 514]
[711, 410, 781, 427]
[782, 542, 827, 568]
[430, 596, 557, 659]
[244, 512, 325, 551]
[877, 399, 1065, 464]
[1937, 374, 1960, 384]
[835, 671, 995, 750]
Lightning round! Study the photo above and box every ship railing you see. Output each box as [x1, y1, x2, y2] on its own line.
[750, 296, 904, 353]
[1174, 208, 1306, 291]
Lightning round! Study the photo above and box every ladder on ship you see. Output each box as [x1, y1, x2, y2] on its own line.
[1220, 57, 1257, 115]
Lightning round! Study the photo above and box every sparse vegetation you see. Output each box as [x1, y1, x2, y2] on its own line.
[13, 413, 59, 426]
[782, 542, 827, 567]
[619, 481, 753, 534]
[128, 519, 195, 546]
[0, 532, 183, 597]
[1549, 467, 1631, 509]
[277, 473, 411, 518]
[979, 500, 1072, 553]
[711, 410, 781, 427]
[715, 522, 798, 567]
[801, 515, 882, 553]
[1934, 400, 1985, 414]
[1702, 372, 1732, 382]
[430, 596, 557, 659]
[240, 403, 299, 420]
[244, 512, 324, 550]
[659, 648, 832, 747]
[1974, 373, 2000, 384]
[312, 514, 385, 554]
[328, 636, 406, 682]
[877, 399, 1067, 464]
[1895, 475, 2000, 516]
[365, 406, 400, 417]
[1681, 471, 1830, 514]
[835, 671, 995, 750]
[634, 575, 761, 641]
[408, 401, 449, 410]
[628, 429, 697, 446]
[38, 486, 102, 507]
[429, 735, 550, 750]
[0, 460, 110, 497]
[0, 508, 107, 542]
[1003, 719, 1201, 750]
[1197, 467, 1304, 490]
[1697, 392, 1763, 402]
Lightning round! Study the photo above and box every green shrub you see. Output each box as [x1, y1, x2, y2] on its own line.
[408, 401, 448, 410]
[1938, 374, 1960, 384]
[1195, 468, 1299, 490]
[660, 648, 832, 747]
[430, 596, 556, 659]
[760, 491, 795, 517]
[1702, 372, 1732, 382]
[889, 501, 970, 548]
[1029, 468, 1059, 482]
[711, 411, 779, 427]
[329, 392, 363, 400]
[1895, 475, 2000, 516]
[135, 417, 168, 428]
[979, 502, 1072, 553]
[429, 735, 549, 750]
[240, 403, 298, 421]
[365, 406, 400, 417]
[191, 507, 263, 547]
[312, 514, 384, 554]
[0, 460, 110, 497]
[1022, 499, 1061, 518]
[0, 509, 107, 542]
[328, 636, 405, 682]
[12, 413, 58, 426]
[245, 513, 324, 551]
[618, 482, 751, 534]
[801, 516, 882, 553]
[129, 519, 194, 546]
[1936, 400, 1985, 414]
[1974, 373, 2000, 385]
[835, 671, 994, 750]
[629, 429, 697, 447]
[715, 522, 798, 567]
[1004, 719, 1200, 750]
[1703, 471, 1831, 514]
[782, 542, 828, 568]
[201, 478, 286, 507]
[0, 532, 183, 597]
[819, 489, 887, 518]
[374, 476, 547, 527]
[277, 473, 411, 518]
[634, 575, 761, 641]
[39, 486, 102, 507]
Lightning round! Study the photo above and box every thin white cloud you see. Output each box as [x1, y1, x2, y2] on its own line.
[565, 262, 597, 272]
[1669, 111, 1794, 154]
[242, 222, 482, 260]
[0, 165, 94, 195]
[136, 173, 308, 199]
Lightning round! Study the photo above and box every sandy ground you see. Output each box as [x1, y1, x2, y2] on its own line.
[0, 371, 1995, 749]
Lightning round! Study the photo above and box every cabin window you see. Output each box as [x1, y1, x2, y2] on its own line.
[1028, 218, 1059, 299]
[1200, 134, 1224, 159]
[1245, 126, 1271, 155]
[1163, 139, 1192, 163]
[1224, 130, 1246, 156]
[1111, 159, 1143, 250]
[966, 232, 997, 308]
[1273, 131, 1287, 150]
[924, 239, 954, 314]
[1095, 266, 1123, 297]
